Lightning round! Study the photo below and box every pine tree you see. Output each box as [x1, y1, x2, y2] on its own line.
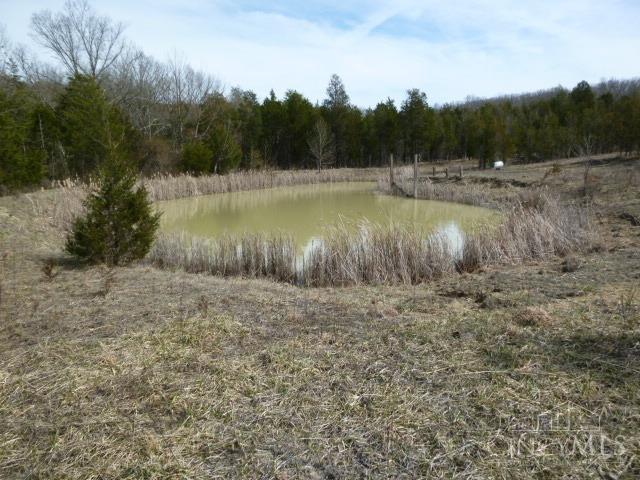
[66, 151, 160, 266]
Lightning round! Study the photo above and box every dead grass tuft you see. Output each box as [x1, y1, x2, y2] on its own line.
[512, 306, 554, 327]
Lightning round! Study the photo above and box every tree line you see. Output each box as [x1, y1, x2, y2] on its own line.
[1, 0, 639, 191]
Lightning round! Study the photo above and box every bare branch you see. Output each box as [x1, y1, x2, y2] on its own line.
[308, 117, 335, 172]
[30, 0, 127, 79]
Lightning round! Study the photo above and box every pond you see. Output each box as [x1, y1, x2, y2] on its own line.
[157, 182, 499, 254]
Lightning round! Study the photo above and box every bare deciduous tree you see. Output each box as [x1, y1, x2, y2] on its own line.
[574, 134, 596, 197]
[31, 0, 126, 79]
[0, 25, 9, 75]
[0, 27, 63, 103]
[11, 45, 64, 85]
[106, 49, 171, 138]
[167, 55, 220, 148]
[308, 117, 334, 172]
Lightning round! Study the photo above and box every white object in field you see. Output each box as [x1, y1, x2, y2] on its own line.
[494, 160, 504, 170]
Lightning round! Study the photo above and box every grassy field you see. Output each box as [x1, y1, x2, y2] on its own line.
[1, 156, 639, 478]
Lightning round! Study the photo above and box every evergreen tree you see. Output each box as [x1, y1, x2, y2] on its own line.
[400, 89, 433, 160]
[229, 88, 263, 169]
[56, 74, 136, 176]
[283, 90, 316, 169]
[0, 86, 47, 189]
[66, 151, 160, 266]
[180, 141, 213, 173]
[207, 124, 242, 173]
[260, 90, 286, 168]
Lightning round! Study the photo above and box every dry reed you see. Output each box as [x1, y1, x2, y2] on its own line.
[302, 194, 593, 286]
[378, 170, 499, 207]
[147, 232, 296, 283]
[302, 223, 456, 286]
[26, 168, 384, 231]
[144, 168, 383, 202]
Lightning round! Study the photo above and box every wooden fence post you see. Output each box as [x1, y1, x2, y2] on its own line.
[445, 166, 449, 178]
[389, 153, 395, 187]
[432, 166, 436, 177]
[459, 165, 463, 178]
[413, 154, 418, 198]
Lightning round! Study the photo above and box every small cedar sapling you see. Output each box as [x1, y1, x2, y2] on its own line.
[66, 151, 160, 266]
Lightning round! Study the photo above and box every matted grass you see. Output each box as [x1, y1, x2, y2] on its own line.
[1, 272, 638, 478]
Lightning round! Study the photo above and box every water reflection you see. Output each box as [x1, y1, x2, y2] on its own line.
[158, 182, 498, 254]
[437, 222, 465, 258]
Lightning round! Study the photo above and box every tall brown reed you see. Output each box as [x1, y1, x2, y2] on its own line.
[144, 168, 383, 202]
[304, 194, 593, 286]
[147, 232, 297, 283]
[302, 222, 456, 286]
[378, 173, 497, 207]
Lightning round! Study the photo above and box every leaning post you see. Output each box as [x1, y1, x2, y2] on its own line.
[445, 166, 449, 178]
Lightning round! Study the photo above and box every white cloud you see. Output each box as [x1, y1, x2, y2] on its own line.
[2, 0, 639, 106]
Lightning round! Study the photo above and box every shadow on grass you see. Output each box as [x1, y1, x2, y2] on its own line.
[484, 331, 640, 386]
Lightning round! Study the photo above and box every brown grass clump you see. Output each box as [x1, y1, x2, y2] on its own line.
[456, 193, 594, 273]
[25, 178, 89, 232]
[512, 306, 554, 327]
[303, 192, 594, 286]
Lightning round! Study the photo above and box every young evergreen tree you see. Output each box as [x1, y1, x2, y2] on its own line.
[66, 151, 160, 266]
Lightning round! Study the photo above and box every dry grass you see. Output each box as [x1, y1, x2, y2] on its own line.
[148, 232, 297, 283]
[456, 194, 594, 273]
[378, 169, 516, 208]
[1, 282, 638, 478]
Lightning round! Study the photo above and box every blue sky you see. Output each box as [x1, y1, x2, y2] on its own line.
[2, 0, 639, 106]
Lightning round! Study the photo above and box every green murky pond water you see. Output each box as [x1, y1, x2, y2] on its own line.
[158, 182, 498, 252]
